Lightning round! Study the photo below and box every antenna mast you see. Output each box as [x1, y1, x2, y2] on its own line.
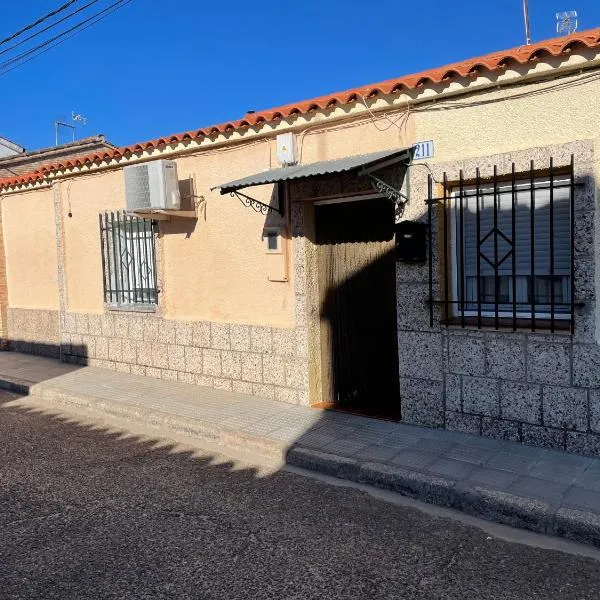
[523, 0, 532, 45]
[53, 111, 87, 146]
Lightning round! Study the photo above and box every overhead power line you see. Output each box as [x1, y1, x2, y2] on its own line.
[0, 0, 135, 77]
[0, 0, 102, 59]
[0, 0, 80, 47]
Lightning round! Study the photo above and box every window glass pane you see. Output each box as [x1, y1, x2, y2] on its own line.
[100, 213, 157, 305]
[267, 232, 279, 251]
[454, 177, 571, 317]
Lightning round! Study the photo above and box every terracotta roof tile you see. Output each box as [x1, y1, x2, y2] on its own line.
[2, 27, 600, 190]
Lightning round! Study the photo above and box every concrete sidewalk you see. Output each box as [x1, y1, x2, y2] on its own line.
[1, 351, 600, 548]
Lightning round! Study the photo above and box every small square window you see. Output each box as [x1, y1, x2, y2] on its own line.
[267, 232, 279, 251]
[264, 229, 282, 254]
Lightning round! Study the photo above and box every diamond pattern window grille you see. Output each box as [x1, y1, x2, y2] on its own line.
[426, 156, 575, 333]
[99, 211, 157, 305]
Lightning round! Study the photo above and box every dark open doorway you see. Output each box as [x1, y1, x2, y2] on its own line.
[316, 197, 400, 420]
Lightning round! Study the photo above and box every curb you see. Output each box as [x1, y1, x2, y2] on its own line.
[4, 376, 600, 549]
[285, 447, 600, 548]
[0, 377, 32, 396]
[27, 382, 289, 463]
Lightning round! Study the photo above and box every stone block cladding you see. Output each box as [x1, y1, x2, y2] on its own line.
[60, 312, 309, 405]
[398, 141, 600, 457]
[7, 307, 60, 358]
[4, 175, 312, 407]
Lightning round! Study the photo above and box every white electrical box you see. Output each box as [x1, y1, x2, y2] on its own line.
[276, 133, 297, 166]
[263, 227, 288, 282]
[124, 160, 181, 212]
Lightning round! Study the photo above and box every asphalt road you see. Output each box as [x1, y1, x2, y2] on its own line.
[1, 391, 600, 599]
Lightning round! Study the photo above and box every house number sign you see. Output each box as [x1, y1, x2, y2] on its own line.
[412, 140, 434, 160]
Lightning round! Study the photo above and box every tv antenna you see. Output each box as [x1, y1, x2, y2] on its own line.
[522, 0, 532, 45]
[556, 10, 578, 35]
[72, 111, 87, 126]
[54, 111, 87, 146]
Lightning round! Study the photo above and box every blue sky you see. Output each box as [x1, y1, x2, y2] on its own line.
[1, 0, 599, 150]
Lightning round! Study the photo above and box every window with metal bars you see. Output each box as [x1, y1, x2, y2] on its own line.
[427, 156, 575, 332]
[99, 211, 158, 306]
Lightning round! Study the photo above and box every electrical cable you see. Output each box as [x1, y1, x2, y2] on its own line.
[0, 0, 102, 59]
[0, 0, 80, 47]
[298, 65, 600, 164]
[0, 0, 134, 76]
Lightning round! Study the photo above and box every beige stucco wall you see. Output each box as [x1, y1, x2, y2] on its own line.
[159, 142, 293, 326]
[57, 142, 295, 326]
[3, 67, 600, 332]
[413, 71, 600, 165]
[2, 188, 59, 310]
[60, 172, 123, 314]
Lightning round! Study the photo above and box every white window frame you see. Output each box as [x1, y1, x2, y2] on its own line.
[449, 176, 571, 321]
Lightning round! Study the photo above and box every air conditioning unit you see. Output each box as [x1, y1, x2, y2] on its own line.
[124, 160, 181, 212]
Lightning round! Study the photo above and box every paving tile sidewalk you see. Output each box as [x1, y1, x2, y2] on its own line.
[1, 351, 600, 547]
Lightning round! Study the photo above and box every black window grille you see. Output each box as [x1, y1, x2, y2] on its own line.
[99, 211, 158, 305]
[427, 156, 575, 333]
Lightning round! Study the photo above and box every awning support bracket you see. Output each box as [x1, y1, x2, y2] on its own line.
[366, 173, 410, 218]
[366, 173, 409, 204]
[232, 190, 283, 216]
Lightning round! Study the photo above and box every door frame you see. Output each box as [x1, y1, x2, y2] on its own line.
[303, 193, 400, 414]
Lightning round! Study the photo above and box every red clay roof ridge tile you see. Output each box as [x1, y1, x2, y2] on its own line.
[2, 27, 600, 190]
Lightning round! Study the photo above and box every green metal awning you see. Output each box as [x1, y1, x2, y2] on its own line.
[211, 147, 413, 195]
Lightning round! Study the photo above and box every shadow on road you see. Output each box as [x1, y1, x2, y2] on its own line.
[1, 388, 599, 600]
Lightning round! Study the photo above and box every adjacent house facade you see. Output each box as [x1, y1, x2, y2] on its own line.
[0, 135, 115, 177]
[1, 29, 600, 455]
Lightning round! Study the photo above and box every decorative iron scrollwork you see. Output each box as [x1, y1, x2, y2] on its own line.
[367, 173, 409, 221]
[232, 191, 282, 215]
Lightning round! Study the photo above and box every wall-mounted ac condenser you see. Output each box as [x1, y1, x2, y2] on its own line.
[124, 160, 181, 212]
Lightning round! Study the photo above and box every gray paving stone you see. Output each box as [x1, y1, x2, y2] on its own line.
[322, 439, 369, 458]
[561, 487, 600, 514]
[486, 452, 537, 475]
[575, 464, 600, 492]
[446, 444, 495, 466]
[391, 450, 438, 470]
[467, 467, 520, 490]
[528, 458, 588, 486]
[509, 476, 570, 504]
[379, 432, 419, 450]
[354, 444, 400, 463]
[427, 458, 476, 480]
[410, 437, 455, 453]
